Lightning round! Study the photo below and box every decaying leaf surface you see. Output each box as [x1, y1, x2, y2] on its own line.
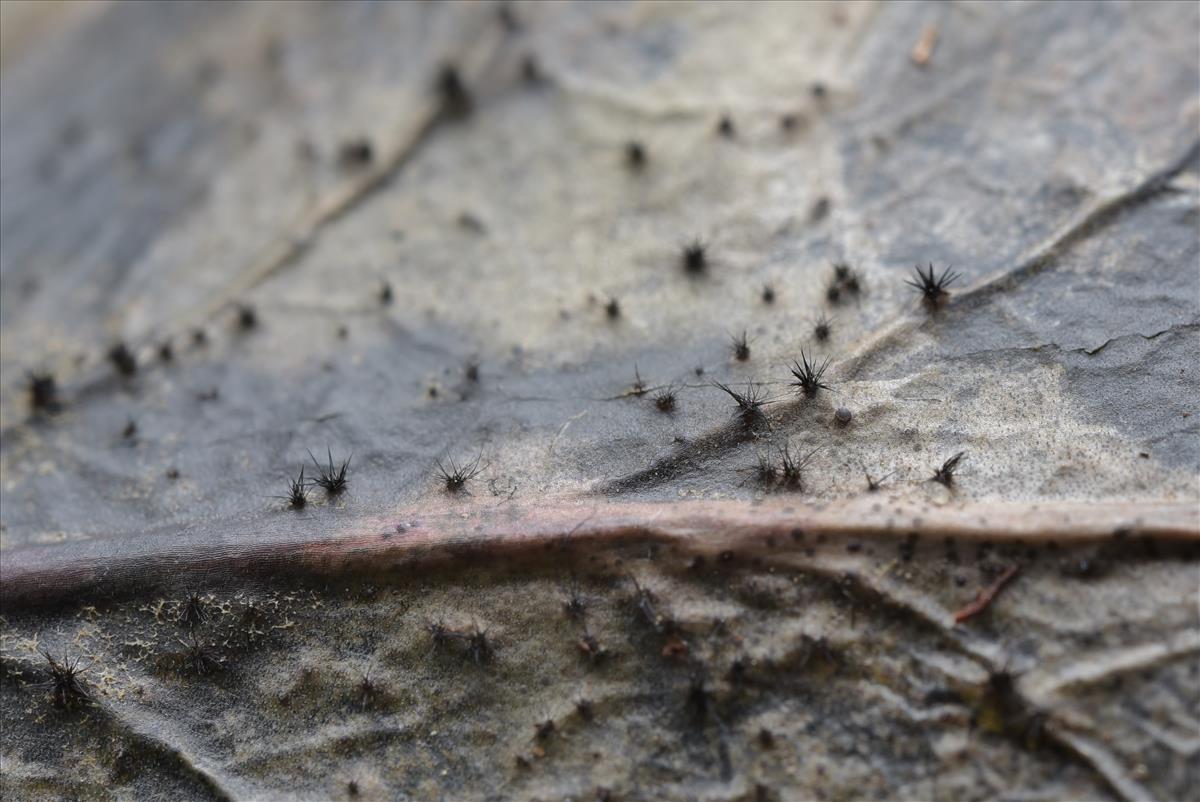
[1, 2, 1197, 801]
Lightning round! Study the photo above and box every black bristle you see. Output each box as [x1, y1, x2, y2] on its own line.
[308, 447, 351, 495]
[180, 592, 208, 630]
[932, 452, 966, 486]
[906, 263, 960, 305]
[813, 314, 832, 342]
[731, 330, 751, 361]
[437, 452, 483, 494]
[654, 384, 677, 413]
[778, 445, 819, 490]
[38, 650, 90, 710]
[789, 351, 832, 398]
[275, 467, 308, 510]
[712, 380, 770, 427]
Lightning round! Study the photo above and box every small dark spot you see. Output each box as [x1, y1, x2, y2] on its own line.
[437, 64, 472, 119]
[834, 407, 852, 427]
[379, 282, 393, 305]
[688, 555, 706, 572]
[157, 341, 174, 363]
[338, 139, 373, 169]
[899, 533, 918, 561]
[26, 371, 58, 413]
[191, 328, 208, 347]
[576, 697, 594, 721]
[625, 140, 646, 171]
[236, 304, 258, 331]
[465, 361, 480, 382]
[497, 2, 519, 32]
[846, 543, 862, 553]
[605, 297, 621, 319]
[814, 314, 832, 342]
[108, 343, 137, 377]
[337, 325, 349, 340]
[166, 467, 180, 480]
[761, 284, 775, 304]
[780, 113, 801, 132]
[757, 728, 775, 749]
[682, 238, 708, 275]
[347, 780, 360, 796]
[122, 418, 138, 440]
[717, 114, 735, 138]
[811, 82, 827, 99]
[791, 528, 805, 542]
[534, 719, 555, 740]
[457, 212, 485, 233]
[810, 197, 830, 222]
[520, 53, 542, 85]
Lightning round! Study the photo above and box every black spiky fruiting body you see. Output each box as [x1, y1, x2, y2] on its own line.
[753, 452, 777, 485]
[778, 445, 819, 490]
[309, 448, 351, 495]
[906, 263, 960, 305]
[181, 593, 208, 630]
[437, 453, 483, 494]
[280, 467, 308, 509]
[40, 651, 90, 710]
[731, 331, 751, 361]
[184, 637, 220, 675]
[813, 314, 832, 342]
[932, 452, 966, 486]
[789, 351, 832, 398]
[654, 386, 677, 413]
[712, 381, 769, 427]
